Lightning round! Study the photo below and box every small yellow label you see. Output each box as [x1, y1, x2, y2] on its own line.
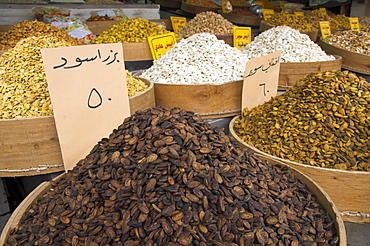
[170, 16, 187, 33]
[233, 26, 251, 50]
[222, 0, 232, 13]
[148, 32, 177, 60]
[319, 8, 327, 14]
[262, 9, 275, 20]
[294, 12, 304, 16]
[349, 17, 360, 31]
[319, 21, 331, 39]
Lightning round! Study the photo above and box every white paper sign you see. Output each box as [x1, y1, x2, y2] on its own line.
[242, 51, 281, 111]
[41, 43, 130, 171]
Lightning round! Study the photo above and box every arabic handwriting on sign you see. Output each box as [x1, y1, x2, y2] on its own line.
[259, 83, 270, 96]
[245, 56, 280, 78]
[53, 49, 120, 69]
[88, 88, 103, 109]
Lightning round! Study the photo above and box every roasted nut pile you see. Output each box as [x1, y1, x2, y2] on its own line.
[234, 70, 370, 171]
[91, 18, 181, 44]
[186, 0, 219, 7]
[229, 0, 250, 7]
[264, 11, 315, 32]
[126, 70, 148, 97]
[5, 106, 339, 245]
[140, 33, 249, 85]
[177, 12, 235, 38]
[359, 16, 370, 26]
[0, 20, 83, 50]
[0, 36, 75, 119]
[86, 15, 117, 21]
[325, 30, 370, 55]
[229, 9, 259, 17]
[241, 26, 335, 62]
[305, 9, 346, 30]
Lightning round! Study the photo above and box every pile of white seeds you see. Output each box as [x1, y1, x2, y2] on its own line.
[140, 33, 249, 85]
[241, 26, 335, 62]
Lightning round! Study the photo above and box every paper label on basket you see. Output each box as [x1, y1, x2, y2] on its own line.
[41, 43, 130, 171]
[294, 11, 304, 16]
[170, 16, 187, 33]
[262, 9, 274, 20]
[242, 51, 281, 111]
[349, 17, 360, 31]
[319, 21, 331, 39]
[319, 8, 326, 14]
[222, 0, 232, 13]
[233, 26, 251, 50]
[148, 32, 177, 60]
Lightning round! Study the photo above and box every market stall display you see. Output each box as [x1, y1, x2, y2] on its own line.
[0, 106, 345, 245]
[90, 18, 181, 61]
[319, 29, 370, 75]
[139, 33, 248, 118]
[231, 70, 370, 221]
[241, 26, 341, 89]
[0, 36, 154, 176]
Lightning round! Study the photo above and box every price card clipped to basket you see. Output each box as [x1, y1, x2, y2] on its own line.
[242, 51, 281, 110]
[233, 26, 251, 50]
[319, 7, 327, 14]
[262, 9, 274, 20]
[170, 16, 187, 33]
[41, 43, 130, 171]
[319, 21, 331, 39]
[148, 32, 177, 60]
[349, 17, 360, 31]
[222, 0, 232, 13]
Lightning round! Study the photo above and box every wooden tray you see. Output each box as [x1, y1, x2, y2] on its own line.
[260, 21, 318, 42]
[278, 55, 342, 90]
[181, 0, 221, 14]
[319, 38, 370, 75]
[219, 10, 262, 26]
[0, 153, 346, 245]
[229, 115, 370, 223]
[0, 79, 154, 177]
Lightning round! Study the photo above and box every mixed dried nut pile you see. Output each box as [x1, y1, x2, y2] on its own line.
[5, 107, 339, 245]
[234, 70, 370, 171]
[325, 30, 370, 55]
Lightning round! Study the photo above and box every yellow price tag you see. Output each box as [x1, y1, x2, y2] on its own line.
[233, 26, 251, 50]
[170, 16, 187, 33]
[280, 1, 285, 11]
[222, 0, 232, 13]
[319, 21, 331, 39]
[349, 17, 360, 31]
[319, 8, 327, 14]
[148, 32, 177, 60]
[262, 9, 275, 20]
[294, 12, 304, 16]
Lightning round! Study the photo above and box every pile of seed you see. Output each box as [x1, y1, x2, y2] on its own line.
[305, 9, 346, 30]
[140, 33, 249, 85]
[5, 106, 339, 245]
[234, 70, 370, 171]
[91, 18, 181, 44]
[229, 9, 259, 17]
[177, 12, 235, 38]
[0, 36, 76, 119]
[241, 26, 335, 62]
[325, 30, 370, 55]
[0, 20, 83, 50]
[186, 0, 219, 7]
[264, 11, 315, 32]
[126, 70, 148, 97]
[359, 16, 370, 26]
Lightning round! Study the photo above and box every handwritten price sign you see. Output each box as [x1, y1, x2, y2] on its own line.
[148, 32, 177, 60]
[170, 16, 187, 33]
[233, 26, 251, 50]
[242, 51, 281, 111]
[319, 21, 331, 39]
[262, 9, 275, 20]
[222, 0, 232, 13]
[349, 17, 360, 31]
[41, 43, 130, 170]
